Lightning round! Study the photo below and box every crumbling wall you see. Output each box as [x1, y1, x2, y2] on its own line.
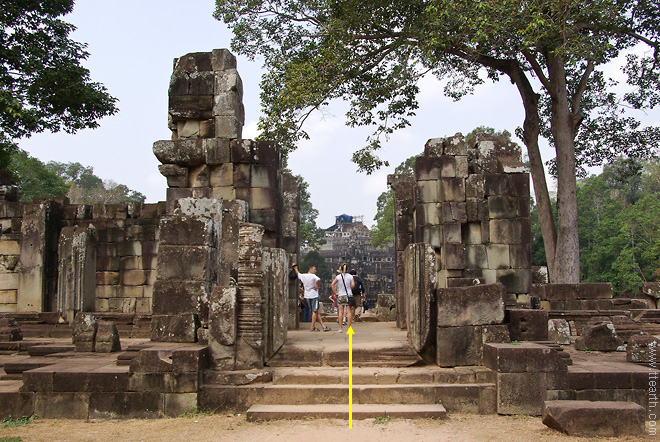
[0, 199, 162, 317]
[391, 133, 531, 309]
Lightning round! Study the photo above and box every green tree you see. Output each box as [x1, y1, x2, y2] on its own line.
[300, 249, 332, 282]
[0, 0, 118, 170]
[296, 174, 326, 251]
[46, 161, 103, 190]
[576, 159, 660, 293]
[371, 154, 419, 247]
[215, 0, 660, 283]
[8, 149, 69, 201]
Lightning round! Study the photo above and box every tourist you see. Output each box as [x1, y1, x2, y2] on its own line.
[349, 269, 366, 320]
[292, 264, 331, 332]
[331, 263, 355, 333]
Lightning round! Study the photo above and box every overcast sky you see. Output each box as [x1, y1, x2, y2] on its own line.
[18, 1, 660, 229]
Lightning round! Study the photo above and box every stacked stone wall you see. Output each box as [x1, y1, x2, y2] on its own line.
[0, 200, 163, 316]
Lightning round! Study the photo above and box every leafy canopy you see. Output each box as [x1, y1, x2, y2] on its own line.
[215, 0, 659, 172]
[0, 0, 118, 168]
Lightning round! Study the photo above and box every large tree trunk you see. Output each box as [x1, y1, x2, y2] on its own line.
[506, 64, 559, 281]
[546, 54, 581, 283]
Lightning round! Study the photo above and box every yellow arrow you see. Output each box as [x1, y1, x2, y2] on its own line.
[347, 326, 355, 428]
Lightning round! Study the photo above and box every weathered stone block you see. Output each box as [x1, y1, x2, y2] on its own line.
[204, 138, 231, 165]
[548, 319, 571, 345]
[416, 180, 441, 203]
[542, 401, 646, 437]
[414, 156, 456, 180]
[150, 314, 200, 343]
[486, 244, 509, 269]
[465, 244, 487, 269]
[462, 222, 482, 245]
[88, 391, 161, 419]
[156, 244, 216, 281]
[465, 174, 484, 198]
[153, 139, 205, 167]
[159, 216, 217, 246]
[440, 178, 466, 202]
[496, 269, 531, 294]
[189, 164, 210, 187]
[72, 312, 97, 352]
[437, 283, 505, 327]
[489, 218, 531, 245]
[574, 321, 624, 352]
[507, 309, 548, 341]
[498, 372, 547, 415]
[152, 280, 208, 315]
[35, 392, 89, 419]
[404, 243, 436, 355]
[436, 325, 482, 367]
[483, 342, 567, 373]
[509, 244, 531, 269]
[250, 187, 279, 210]
[168, 94, 213, 120]
[95, 321, 121, 353]
[444, 133, 468, 155]
[627, 333, 660, 363]
[442, 242, 465, 270]
[215, 116, 242, 139]
[443, 222, 461, 243]
[488, 195, 518, 219]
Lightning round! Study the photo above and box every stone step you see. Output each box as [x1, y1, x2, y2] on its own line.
[245, 403, 448, 421]
[266, 344, 423, 367]
[199, 382, 495, 414]
[27, 345, 75, 357]
[204, 366, 495, 386]
[3, 358, 56, 374]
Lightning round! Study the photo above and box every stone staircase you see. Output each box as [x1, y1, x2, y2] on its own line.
[199, 365, 497, 421]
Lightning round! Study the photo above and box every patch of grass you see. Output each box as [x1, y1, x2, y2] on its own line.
[179, 408, 212, 419]
[510, 340, 521, 345]
[373, 415, 391, 424]
[0, 416, 33, 429]
[582, 348, 591, 354]
[0, 437, 22, 442]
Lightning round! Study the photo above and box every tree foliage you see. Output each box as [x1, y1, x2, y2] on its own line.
[532, 157, 660, 293]
[295, 173, 326, 251]
[215, 0, 660, 283]
[8, 149, 68, 201]
[7, 152, 145, 204]
[371, 154, 419, 247]
[0, 0, 118, 169]
[300, 249, 332, 282]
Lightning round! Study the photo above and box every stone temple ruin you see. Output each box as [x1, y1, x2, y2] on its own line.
[0, 49, 659, 436]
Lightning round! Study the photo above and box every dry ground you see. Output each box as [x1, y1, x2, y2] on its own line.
[0, 413, 656, 442]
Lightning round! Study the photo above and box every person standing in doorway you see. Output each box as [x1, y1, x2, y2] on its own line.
[292, 264, 331, 332]
[349, 269, 365, 320]
[331, 263, 355, 333]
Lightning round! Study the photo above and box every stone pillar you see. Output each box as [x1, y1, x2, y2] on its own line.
[18, 201, 62, 312]
[151, 198, 224, 342]
[57, 225, 97, 322]
[236, 223, 265, 369]
[389, 174, 414, 329]
[261, 247, 288, 362]
[404, 243, 436, 360]
[281, 173, 300, 331]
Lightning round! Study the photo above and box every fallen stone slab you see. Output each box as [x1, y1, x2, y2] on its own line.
[542, 400, 645, 437]
[574, 321, 624, 352]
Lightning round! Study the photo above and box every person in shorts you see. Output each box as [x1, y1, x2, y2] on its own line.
[330, 263, 355, 333]
[292, 264, 331, 331]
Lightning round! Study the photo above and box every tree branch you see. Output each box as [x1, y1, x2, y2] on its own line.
[522, 49, 551, 91]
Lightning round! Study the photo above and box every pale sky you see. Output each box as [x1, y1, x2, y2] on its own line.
[18, 1, 660, 229]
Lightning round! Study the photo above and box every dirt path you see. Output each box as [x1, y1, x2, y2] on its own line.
[1, 413, 655, 442]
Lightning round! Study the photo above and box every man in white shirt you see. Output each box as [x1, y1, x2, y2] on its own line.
[292, 264, 331, 331]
